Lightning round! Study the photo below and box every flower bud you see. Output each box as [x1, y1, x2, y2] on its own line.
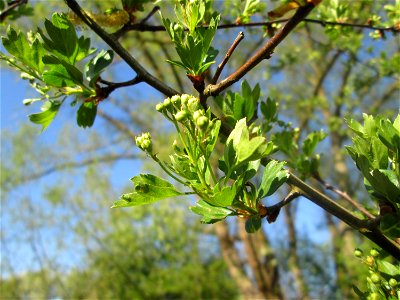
[196, 116, 209, 129]
[389, 278, 398, 288]
[135, 132, 152, 152]
[180, 94, 190, 106]
[175, 110, 188, 122]
[354, 248, 363, 258]
[163, 97, 172, 108]
[188, 97, 200, 112]
[193, 109, 203, 122]
[370, 248, 380, 257]
[366, 256, 375, 266]
[171, 95, 181, 106]
[156, 103, 164, 112]
[370, 273, 380, 284]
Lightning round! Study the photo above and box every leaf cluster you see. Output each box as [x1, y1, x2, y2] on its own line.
[1, 13, 114, 129]
[346, 114, 400, 238]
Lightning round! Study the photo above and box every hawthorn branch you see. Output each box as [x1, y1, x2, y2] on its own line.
[64, 0, 179, 97]
[203, 3, 316, 97]
[98, 76, 142, 99]
[212, 31, 245, 84]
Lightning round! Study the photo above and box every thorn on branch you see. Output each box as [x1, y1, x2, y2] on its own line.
[140, 6, 160, 24]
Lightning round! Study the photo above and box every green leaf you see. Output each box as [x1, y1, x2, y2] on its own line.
[75, 36, 94, 62]
[245, 216, 262, 233]
[85, 50, 114, 87]
[207, 185, 237, 207]
[379, 214, 400, 239]
[112, 174, 183, 208]
[260, 97, 278, 121]
[302, 130, 327, 157]
[77, 102, 97, 128]
[40, 13, 78, 63]
[42, 62, 83, 87]
[190, 200, 233, 224]
[258, 160, 289, 199]
[29, 101, 61, 131]
[378, 259, 400, 277]
[2, 27, 45, 73]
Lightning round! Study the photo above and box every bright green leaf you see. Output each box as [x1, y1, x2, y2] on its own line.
[28, 101, 61, 131]
[258, 160, 289, 199]
[190, 200, 233, 223]
[84, 50, 114, 87]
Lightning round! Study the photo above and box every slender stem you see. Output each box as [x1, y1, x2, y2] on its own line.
[212, 32, 245, 84]
[151, 154, 187, 186]
[139, 6, 160, 24]
[0, 0, 28, 22]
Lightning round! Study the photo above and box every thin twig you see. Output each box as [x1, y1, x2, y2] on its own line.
[99, 76, 142, 97]
[0, 0, 28, 22]
[140, 5, 160, 24]
[314, 175, 375, 219]
[212, 32, 245, 84]
[64, 0, 179, 97]
[204, 3, 316, 97]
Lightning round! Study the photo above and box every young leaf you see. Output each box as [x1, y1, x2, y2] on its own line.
[40, 13, 78, 63]
[258, 160, 289, 199]
[29, 101, 61, 131]
[112, 174, 183, 208]
[207, 185, 237, 207]
[77, 102, 97, 128]
[190, 200, 233, 223]
[84, 49, 114, 87]
[302, 130, 327, 157]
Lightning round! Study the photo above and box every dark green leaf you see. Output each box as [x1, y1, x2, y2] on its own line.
[112, 174, 183, 208]
[29, 101, 61, 131]
[77, 102, 97, 128]
[190, 200, 233, 223]
[258, 160, 289, 199]
[379, 214, 400, 239]
[245, 216, 261, 233]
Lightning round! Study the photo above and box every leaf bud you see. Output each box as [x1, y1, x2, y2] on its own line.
[354, 248, 363, 258]
[196, 116, 209, 129]
[175, 110, 188, 122]
[370, 273, 380, 284]
[370, 248, 380, 257]
[389, 278, 398, 288]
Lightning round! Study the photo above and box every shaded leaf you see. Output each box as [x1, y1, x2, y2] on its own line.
[190, 200, 233, 223]
[77, 102, 97, 128]
[85, 49, 114, 87]
[258, 160, 289, 199]
[245, 216, 261, 233]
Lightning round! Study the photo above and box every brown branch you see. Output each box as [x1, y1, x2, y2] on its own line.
[211, 31, 244, 84]
[203, 3, 316, 97]
[140, 5, 159, 24]
[0, 0, 28, 22]
[98, 76, 142, 98]
[64, 0, 179, 97]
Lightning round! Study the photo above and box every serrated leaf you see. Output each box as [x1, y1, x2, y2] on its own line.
[29, 101, 61, 131]
[245, 216, 262, 233]
[190, 200, 233, 223]
[42, 63, 82, 87]
[85, 49, 114, 87]
[112, 174, 183, 208]
[258, 160, 289, 199]
[77, 102, 97, 128]
[40, 13, 78, 63]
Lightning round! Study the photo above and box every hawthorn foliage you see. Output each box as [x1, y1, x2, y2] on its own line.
[1, 0, 400, 297]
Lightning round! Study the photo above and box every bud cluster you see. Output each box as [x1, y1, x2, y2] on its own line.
[135, 132, 152, 153]
[156, 94, 210, 131]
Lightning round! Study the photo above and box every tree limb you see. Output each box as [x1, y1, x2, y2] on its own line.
[64, 0, 179, 97]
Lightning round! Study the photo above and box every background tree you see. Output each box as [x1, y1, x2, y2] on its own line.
[1, 0, 399, 299]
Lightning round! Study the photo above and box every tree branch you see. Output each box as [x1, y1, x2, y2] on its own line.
[203, 3, 316, 97]
[64, 0, 179, 97]
[211, 31, 244, 84]
[0, 0, 28, 22]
